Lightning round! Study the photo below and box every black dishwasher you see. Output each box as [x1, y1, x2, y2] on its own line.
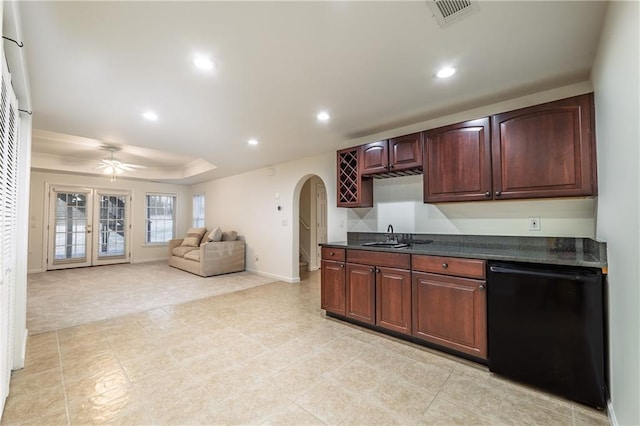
[487, 261, 607, 409]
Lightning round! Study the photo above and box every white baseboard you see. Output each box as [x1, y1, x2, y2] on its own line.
[309, 266, 319, 272]
[27, 269, 43, 274]
[607, 399, 618, 426]
[244, 268, 297, 283]
[131, 257, 168, 264]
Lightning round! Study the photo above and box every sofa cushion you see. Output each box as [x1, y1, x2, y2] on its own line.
[172, 246, 198, 257]
[184, 250, 200, 262]
[181, 227, 207, 247]
[222, 230, 238, 241]
[207, 226, 223, 242]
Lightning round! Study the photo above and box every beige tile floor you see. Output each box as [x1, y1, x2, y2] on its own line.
[27, 262, 276, 334]
[4, 269, 609, 425]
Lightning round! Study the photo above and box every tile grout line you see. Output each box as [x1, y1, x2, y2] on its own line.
[54, 331, 71, 426]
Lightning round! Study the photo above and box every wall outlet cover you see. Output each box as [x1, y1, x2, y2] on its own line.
[529, 217, 541, 231]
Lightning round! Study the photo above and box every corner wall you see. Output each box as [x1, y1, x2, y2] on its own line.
[591, 1, 640, 425]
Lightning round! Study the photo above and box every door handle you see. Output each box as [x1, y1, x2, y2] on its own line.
[479, 284, 486, 290]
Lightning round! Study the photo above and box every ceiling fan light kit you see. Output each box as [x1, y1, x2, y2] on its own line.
[98, 146, 144, 182]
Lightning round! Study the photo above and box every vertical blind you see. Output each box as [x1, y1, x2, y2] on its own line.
[0, 55, 20, 414]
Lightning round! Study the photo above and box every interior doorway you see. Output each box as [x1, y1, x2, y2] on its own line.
[297, 176, 327, 277]
[46, 185, 131, 270]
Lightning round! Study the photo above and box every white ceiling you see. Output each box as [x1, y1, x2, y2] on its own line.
[18, 1, 607, 184]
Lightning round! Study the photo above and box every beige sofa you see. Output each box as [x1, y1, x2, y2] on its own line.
[168, 229, 245, 277]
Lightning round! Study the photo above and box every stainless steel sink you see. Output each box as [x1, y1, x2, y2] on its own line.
[361, 241, 409, 249]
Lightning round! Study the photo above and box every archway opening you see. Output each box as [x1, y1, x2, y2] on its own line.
[294, 174, 327, 281]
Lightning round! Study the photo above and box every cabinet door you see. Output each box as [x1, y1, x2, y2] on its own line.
[346, 263, 376, 324]
[412, 272, 487, 359]
[424, 118, 492, 203]
[389, 133, 423, 172]
[337, 147, 373, 208]
[491, 93, 596, 199]
[321, 260, 345, 315]
[359, 141, 388, 175]
[376, 267, 412, 335]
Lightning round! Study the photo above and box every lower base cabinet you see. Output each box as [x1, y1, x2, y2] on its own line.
[321, 260, 346, 315]
[345, 263, 376, 324]
[320, 247, 487, 361]
[376, 267, 412, 335]
[412, 271, 487, 359]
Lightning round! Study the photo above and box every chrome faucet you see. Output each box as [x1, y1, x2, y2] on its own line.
[386, 224, 395, 243]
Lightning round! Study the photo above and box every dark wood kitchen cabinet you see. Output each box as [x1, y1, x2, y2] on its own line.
[360, 133, 423, 176]
[491, 93, 597, 199]
[424, 118, 492, 203]
[346, 249, 412, 334]
[376, 267, 412, 335]
[412, 255, 487, 359]
[345, 263, 376, 324]
[320, 248, 346, 315]
[422, 93, 597, 203]
[337, 147, 373, 208]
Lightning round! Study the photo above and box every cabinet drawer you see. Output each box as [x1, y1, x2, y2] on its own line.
[348, 249, 410, 269]
[412, 255, 486, 279]
[322, 247, 345, 261]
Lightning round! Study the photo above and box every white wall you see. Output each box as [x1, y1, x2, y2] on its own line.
[591, 1, 640, 425]
[190, 153, 345, 282]
[349, 175, 596, 237]
[28, 171, 191, 273]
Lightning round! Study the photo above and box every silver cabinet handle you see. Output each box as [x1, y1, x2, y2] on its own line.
[479, 284, 486, 290]
[441, 263, 448, 269]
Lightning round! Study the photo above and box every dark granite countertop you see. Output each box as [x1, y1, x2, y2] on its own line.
[320, 233, 607, 269]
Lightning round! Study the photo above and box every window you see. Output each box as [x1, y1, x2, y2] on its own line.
[145, 194, 176, 244]
[192, 194, 205, 228]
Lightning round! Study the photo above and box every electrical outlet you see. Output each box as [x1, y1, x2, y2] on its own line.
[254, 255, 259, 261]
[529, 217, 541, 231]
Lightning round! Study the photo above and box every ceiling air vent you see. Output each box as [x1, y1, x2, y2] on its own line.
[427, 0, 479, 28]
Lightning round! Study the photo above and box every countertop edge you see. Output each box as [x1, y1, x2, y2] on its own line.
[319, 241, 607, 269]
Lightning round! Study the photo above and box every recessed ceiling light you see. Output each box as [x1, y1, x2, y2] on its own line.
[142, 111, 158, 121]
[248, 139, 258, 146]
[436, 66, 456, 79]
[317, 111, 330, 122]
[194, 55, 215, 71]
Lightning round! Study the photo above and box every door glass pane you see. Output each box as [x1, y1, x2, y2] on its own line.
[54, 192, 87, 261]
[98, 195, 126, 258]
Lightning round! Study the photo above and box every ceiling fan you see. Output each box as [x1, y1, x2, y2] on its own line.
[98, 146, 145, 181]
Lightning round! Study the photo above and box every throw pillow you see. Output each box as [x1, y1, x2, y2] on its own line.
[207, 226, 223, 242]
[180, 227, 206, 247]
[222, 230, 238, 241]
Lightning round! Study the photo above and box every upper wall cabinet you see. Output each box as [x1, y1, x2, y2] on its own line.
[422, 93, 597, 203]
[424, 118, 492, 203]
[360, 133, 423, 177]
[491, 93, 597, 200]
[337, 147, 373, 208]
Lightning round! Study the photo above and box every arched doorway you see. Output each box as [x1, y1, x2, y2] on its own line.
[295, 175, 327, 281]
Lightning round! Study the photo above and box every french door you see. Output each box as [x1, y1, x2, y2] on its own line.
[47, 186, 131, 270]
